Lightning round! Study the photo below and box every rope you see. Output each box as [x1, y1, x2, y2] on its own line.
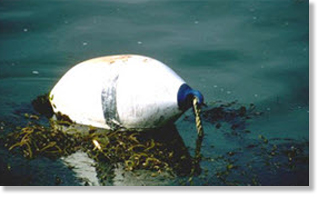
[192, 97, 204, 138]
[188, 96, 204, 183]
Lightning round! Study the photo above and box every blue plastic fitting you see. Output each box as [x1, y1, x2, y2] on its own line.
[177, 84, 204, 111]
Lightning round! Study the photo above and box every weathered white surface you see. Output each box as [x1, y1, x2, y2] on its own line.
[50, 54, 185, 130]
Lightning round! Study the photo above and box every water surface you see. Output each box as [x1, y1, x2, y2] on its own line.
[0, 0, 309, 186]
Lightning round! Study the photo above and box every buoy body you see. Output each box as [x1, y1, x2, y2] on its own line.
[50, 55, 203, 130]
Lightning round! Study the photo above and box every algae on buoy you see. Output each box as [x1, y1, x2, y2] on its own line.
[49, 55, 203, 130]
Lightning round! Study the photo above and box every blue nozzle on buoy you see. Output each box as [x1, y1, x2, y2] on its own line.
[177, 84, 204, 111]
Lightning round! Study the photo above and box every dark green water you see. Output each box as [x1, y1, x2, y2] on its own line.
[0, 0, 309, 186]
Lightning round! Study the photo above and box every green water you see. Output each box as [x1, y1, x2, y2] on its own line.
[0, 0, 309, 186]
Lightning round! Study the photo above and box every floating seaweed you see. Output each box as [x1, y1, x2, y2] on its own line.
[31, 94, 54, 118]
[1, 94, 197, 179]
[4, 121, 81, 160]
[3, 119, 197, 177]
[200, 101, 263, 133]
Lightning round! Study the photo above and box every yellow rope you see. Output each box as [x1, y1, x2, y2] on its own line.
[192, 97, 204, 137]
[188, 97, 204, 183]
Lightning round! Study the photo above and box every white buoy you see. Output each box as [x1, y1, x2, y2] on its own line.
[49, 54, 203, 130]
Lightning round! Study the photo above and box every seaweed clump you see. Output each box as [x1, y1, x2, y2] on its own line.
[2, 116, 194, 177]
[4, 121, 81, 160]
[31, 94, 54, 118]
[200, 101, 263, 136]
